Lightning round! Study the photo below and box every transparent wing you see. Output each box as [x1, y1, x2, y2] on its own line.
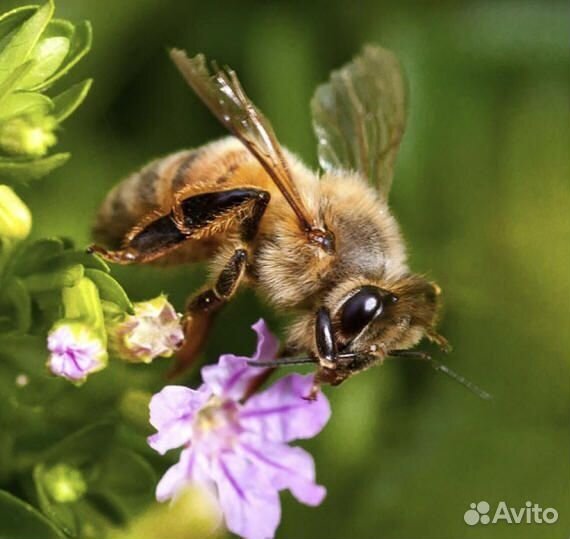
[311, 44, 408, 199]
[170, 49, 316, 231]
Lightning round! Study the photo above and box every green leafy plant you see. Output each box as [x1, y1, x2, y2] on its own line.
[0, 0, 92, 183]
[0, 3, 191, 537]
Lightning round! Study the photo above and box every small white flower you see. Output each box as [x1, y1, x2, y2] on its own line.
[110, 295, 184, 363]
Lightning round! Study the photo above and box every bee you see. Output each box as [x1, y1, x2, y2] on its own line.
[90, 45, 489, 399]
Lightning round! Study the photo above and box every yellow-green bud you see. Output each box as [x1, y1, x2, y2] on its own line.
[0, 114, 57, 157]
[42, 463, 87, 504]
[0, 185, 32, 240]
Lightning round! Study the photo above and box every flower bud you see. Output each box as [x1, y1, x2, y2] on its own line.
[0, 114, 57, 157]
[47, 321, 107, 382]
[42, 463, 87, 504]
[0, 185, 32, 240]
[109, 295, 184, 363]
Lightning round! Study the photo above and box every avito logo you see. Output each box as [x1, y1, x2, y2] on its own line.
[464, 500, 558, 526]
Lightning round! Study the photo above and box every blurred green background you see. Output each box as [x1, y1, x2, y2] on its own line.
[5, 0, 569, 537]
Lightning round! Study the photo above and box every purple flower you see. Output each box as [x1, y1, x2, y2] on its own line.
[47, 322, 107, 382]
[148, 320, 330, 539]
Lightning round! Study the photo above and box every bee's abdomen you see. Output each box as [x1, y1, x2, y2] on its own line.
[93, 137, 264, 251]
[93, 149, 202, 248]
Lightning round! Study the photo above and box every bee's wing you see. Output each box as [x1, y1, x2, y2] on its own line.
[311, 45, 408, 199]
[170, 49, 316, 232]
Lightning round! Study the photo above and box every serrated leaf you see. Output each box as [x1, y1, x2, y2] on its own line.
[0, 2, 54, 87]
[52, 78, 92, 122]
[0, 490, 65, 539]
[23, 263, 84, 293]
[28, 21, 92, 92]
[85, 269, 133, 314]
[0, 91, 53, 121]
[18, 36, 70, 89]
[0, 152, 69, 184]
[13, 237, 65, 276]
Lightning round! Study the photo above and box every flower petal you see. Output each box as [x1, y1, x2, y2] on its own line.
[239, 437, 326, 506]
[241, 373, 331, 442]
[250, 319, 280, 362]
[148, 385, 210, 454]
[156, 448, 195, 502]
[201, 354, 254, 400]
[47, 324, 106, 382]
[213, 451, 281, 539]
[201, 320, 279, 399]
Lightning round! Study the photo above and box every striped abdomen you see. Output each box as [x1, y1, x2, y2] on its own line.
[92, 138, 255, 250]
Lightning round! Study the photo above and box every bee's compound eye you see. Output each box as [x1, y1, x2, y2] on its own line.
[340, 286, 384, 336]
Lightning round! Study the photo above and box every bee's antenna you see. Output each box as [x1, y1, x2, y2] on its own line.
[388, 350, 492, 400]
[247, 356, 318, 368]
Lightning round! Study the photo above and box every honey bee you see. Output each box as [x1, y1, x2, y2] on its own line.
[91, 45, 489, 398]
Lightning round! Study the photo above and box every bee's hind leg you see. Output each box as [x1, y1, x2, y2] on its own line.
[87, 244, 145, 264]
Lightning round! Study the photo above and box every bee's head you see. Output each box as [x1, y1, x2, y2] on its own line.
[330, 274, 446, 356]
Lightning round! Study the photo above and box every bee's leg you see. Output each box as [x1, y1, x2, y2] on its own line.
[87, 211, 187, 265]
[170, 191, 193, 235]
[89, 189, 269, 265]
[168, 248, 248, 378]
[169, 190, 270, 378]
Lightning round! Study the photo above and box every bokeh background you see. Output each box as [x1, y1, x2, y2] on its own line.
[4, 0, 569, 538]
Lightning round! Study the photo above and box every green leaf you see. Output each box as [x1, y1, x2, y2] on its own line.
[46, 249, 110, 273]
[0, 152, 69, 184]
[0, 2, 54, 87]
[23, 263, 84, 293]
[52, 78, 92, 122]
[0, 490, 65, 539]
[91, 449, 156, 522]
[0, 60, 35, 104]
[18, 36, 70, 89]
[4, 276, 31, 332]
[34, 464, 80, 537]
[0, 91, 53, 121]
[61, 277, 106, 333]
[42, 422, 116, 467]
[13, 237, 65, 276]
[0, 6, 36, 44]
[33, 423, 118, 537]
[0, 333, 46, 366]
[33, 449, 156, 536]
[85, 268, 134, 314]
[28, 20, 92, 91]
[43, 18, 74, 40]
